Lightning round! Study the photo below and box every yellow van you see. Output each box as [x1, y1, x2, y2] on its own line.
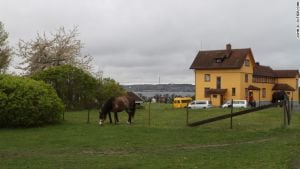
[173, 97, 192, 108]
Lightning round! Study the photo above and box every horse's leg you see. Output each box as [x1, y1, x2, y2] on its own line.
[116, 112, 119, 123]
[127, 110, 131, 124]
[108, 112, 112, 124]
[114, 112, 119, 124]
[129, 105, 135, 123]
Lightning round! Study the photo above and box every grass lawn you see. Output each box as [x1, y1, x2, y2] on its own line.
[1, 103, 300, 169]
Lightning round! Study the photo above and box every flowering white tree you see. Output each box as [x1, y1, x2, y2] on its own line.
[17, 26, 92, 74]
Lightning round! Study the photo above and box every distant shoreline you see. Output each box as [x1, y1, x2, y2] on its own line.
[122, 84, 195, 93]
[135, 91, 194, 98]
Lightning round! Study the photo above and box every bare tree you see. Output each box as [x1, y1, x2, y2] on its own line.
[0, 21, 12, 73]
[17, 26, 93, 74]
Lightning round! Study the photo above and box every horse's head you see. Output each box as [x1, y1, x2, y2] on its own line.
[99, 97, 114, 126]
[99, 106, 107, 126]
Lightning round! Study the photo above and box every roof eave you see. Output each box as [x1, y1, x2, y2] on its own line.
[190, 66, 242, 70]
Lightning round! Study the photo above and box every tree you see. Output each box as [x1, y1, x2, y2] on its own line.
[17, 26, 92, 74]
[31, 65, 98, 110]
[0, 21, 12, 73]
[95, 77, 126, 106]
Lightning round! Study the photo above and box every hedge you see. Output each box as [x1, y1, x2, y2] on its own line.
[0, 74, 64, 127]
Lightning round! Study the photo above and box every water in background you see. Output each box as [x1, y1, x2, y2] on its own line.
[135, 91, 194, 98]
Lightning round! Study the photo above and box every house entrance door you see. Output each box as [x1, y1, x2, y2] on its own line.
[220, 95, 223, 105]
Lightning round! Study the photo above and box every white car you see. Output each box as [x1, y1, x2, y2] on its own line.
[188, 100, 212, 109]
[222, 100, 248, 108]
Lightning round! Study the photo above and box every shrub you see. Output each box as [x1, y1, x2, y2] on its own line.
[0, 74, 64, 128]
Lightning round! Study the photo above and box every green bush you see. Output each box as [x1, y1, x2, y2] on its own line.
[31, 65, 98, 110]
[0, 74, 64, 128]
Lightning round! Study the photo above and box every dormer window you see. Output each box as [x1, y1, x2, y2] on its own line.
[215, 56, 225, 63]
[244, 59, 250, 66]
[216, 58, 223, 63]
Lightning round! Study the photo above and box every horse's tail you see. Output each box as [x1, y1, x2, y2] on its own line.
[131, 99, 136, 118]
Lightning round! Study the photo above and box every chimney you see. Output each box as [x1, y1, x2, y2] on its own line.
[225, 43, 232, 58]
[256, 62, 260, 66]
[226, 43, 231, 51]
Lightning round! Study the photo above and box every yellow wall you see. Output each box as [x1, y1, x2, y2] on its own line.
[195, 54, 256, 106]
[251, 82, 274, 102]
[195, 69, 242, 101]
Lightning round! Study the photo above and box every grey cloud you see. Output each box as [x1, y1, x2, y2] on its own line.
[0, 0, 299, 84]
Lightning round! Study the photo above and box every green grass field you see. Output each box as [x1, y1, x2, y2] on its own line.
[1, 104, 300, 169]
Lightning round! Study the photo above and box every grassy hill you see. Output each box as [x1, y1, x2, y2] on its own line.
[0, 104, 300, 169]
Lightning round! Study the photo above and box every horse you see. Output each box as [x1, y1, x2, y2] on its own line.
[99, 96, 136, 126]
[271, 90, 291, 125]
[271, 90, 288, 104]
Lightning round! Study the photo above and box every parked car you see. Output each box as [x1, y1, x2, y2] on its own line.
[188, 100, 212, 109]
[222, 100, 248, 108]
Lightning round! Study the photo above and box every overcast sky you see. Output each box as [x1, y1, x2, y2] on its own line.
[0, 0, 299, 84]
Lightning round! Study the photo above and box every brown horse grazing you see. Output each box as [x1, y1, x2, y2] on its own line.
[99, 96, 136, 126]
[271, 90, 291, 125]
[272, 90, 288, 104]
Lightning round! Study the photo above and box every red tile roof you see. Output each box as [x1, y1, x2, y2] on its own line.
[248, 85, 260, 90]
[190, 48, 252, 70]
[274, 70, 299, 78]
[254, 66, 299, 78]
[127, 92, 144, 102]
[272, 83, 295, 91]
[207, 89, 227, 95]
[253, 65, 276, 77]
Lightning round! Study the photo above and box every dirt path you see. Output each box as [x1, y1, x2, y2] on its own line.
[82, 138, 274, 156]
[290, 155, 300, 169]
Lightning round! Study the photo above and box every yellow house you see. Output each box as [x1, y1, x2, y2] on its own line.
[190, 44, 299, 107]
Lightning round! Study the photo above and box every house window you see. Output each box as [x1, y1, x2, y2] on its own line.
[245, 74, 248, 83]
[253, 77, 257, 83]
[204, 88, 210, 98]
[262, 88, 266, 98]
[204, 74, 210, 82]
[244, 59, 250, 66]
[216, 77, 221, 89]
[262, 77, 267, 83]
[216, 58, 222, 63]
[232, 88, 236, 96]
[215, 57, 225, 63]
[253, 76, 275, 84]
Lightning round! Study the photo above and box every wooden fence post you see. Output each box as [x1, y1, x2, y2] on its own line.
[87, 109, 90, 124]
[186, 106, 189, 126]
[148, 102, 151, 126]
[230, 99, 233, 129]
[283, 100, 287, 127]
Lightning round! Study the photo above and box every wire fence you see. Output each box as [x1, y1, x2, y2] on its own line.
[292, 101, 300, 113]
